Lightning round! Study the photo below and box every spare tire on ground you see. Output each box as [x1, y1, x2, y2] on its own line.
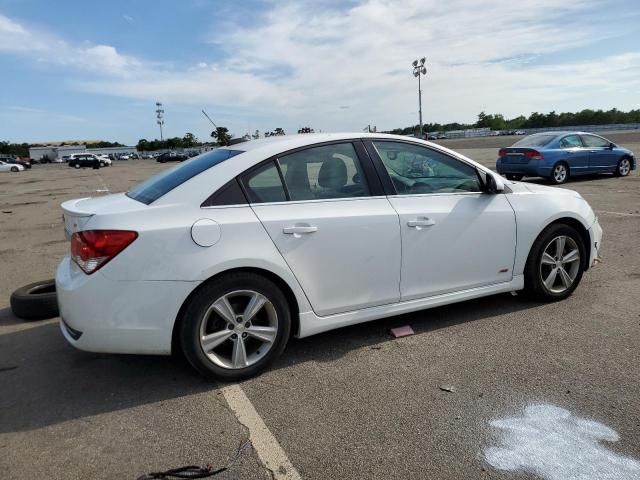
[10, 279, 59, 321]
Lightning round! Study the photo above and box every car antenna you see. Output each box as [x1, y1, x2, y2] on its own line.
[201, 109, 217, 128]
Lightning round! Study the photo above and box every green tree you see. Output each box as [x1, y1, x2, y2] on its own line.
[211, 127, 232, 146]
[136, 139, 150, 151]
[182, 132, 198, 148]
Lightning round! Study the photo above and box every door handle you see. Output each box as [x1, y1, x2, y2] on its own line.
[407, 217, 435, 228]
[283, 224, 318, 235]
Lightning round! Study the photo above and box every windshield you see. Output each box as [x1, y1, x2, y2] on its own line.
[512, 134, 557, 148]
[127, 149, 244, 204]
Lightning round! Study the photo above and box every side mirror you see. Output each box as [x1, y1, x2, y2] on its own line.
[484, 171, 505, 193]
[608, 142, 615, 150]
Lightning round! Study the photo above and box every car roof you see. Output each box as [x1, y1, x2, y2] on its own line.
[527, 131, 600, 137]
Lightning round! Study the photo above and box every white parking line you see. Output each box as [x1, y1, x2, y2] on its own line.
[222, 384, 302, 480]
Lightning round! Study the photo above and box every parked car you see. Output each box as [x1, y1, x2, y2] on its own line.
[141, 153, 154, 159]
[496, 132, 636, 184]
[119, 154, 131, 160]
[156, 152, 188, 163]
[68, 154, 111, 169]
[57, 133, 603, 381]
[0, 156, 31, 169]
[0, 160, 24, 172]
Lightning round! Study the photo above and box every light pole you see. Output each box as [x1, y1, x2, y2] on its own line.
[155, 102, 165, 141]
[412, 57, 427, 138]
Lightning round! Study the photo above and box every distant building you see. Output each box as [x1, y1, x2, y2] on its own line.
[29, 144, 136, 160]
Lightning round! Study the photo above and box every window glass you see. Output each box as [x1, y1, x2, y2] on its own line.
[278, 143, 369, 201]
[372, 141, 481, 194]
[512, 135, 556, 148]
[560, 135, 583, 148]
[581, 135, 610, 148]
[127, 149, 243, 204]
[243, 161, 287, 203]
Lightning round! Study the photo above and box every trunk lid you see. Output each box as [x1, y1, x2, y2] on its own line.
[499, 148, 538, 164]
[61, 193, 146, 239]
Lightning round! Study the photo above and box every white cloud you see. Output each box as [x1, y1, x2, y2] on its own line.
[2, 1, 639, 136]
[123, 14, 134, 24]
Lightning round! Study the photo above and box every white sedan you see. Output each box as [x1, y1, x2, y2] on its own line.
[0, 160, 24, 172]
[56, 133, 602, 380]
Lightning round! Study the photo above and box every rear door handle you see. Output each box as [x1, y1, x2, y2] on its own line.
[283, 224, 318, 235]
[407, 217, 435, 228]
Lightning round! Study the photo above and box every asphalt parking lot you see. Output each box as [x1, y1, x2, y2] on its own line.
[1, 133, 639, 479]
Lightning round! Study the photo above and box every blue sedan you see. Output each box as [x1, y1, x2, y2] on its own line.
[496, 132, 636, 184]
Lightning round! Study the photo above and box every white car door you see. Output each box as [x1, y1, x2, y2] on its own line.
[241, 142, 401, 316]
[366, 140, 516, 301]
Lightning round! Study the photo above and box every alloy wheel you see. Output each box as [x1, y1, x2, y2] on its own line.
[199, 290, 278, 370]
[539, 235, 581, 293]
[619, 158, 630, 176]
[553, 164, 567, 183]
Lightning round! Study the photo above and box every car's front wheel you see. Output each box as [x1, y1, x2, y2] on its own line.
[616, 157, 631, 177]
[10, 166, 18, 172]
[550, 163, 569, 184]
[523, 223, 585, 301]
[180, 272, 291, 381]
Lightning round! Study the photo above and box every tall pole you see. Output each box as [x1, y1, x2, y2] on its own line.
[155, 102, 165, 141]
[412, 58, 427, 139]
[418, 73, 422, 135]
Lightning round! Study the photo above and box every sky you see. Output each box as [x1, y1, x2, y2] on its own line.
[1, 0, 639, 145]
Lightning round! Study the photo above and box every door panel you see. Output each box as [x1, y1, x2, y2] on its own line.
[388, 193, 516, 300]
[558, 135, 588, 173]
[581, 134, 618, 171]
[252, 198, 401, 316]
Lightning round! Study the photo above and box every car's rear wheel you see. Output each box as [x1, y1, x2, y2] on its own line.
[180, 272, 291, 381]
[99, 161, 105, 167]
[506, 174, 524, 181]
[523, 223, 585, 301]
[10, 166, 18, 172]
[616, 157, 631, 177]
[74, 163, 80, 169]
[550, 163, 569, 185]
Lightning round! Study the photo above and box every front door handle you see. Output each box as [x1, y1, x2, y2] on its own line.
[283, 224, 318, 235]
[407, 217, 435, 228]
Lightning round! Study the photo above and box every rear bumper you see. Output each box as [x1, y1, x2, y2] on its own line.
[56, 257, 199, 355]
[496, 159, 551, 177]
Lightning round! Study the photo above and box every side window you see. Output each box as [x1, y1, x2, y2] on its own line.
[242, 161, 286, 203]
[581, 135, 609, 148]
[372, 141, 482, 194]
[560, 135, 582, 148]
[277, 143, 370, 201]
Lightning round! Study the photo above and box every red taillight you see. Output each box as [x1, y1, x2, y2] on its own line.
[498, 148, 506, 157]
[71, 230, 138, 274]
[525, 150, 543, 160]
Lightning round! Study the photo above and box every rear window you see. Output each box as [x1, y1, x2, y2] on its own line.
[512, 135, 556, 148]
[127, 149, 244, 204]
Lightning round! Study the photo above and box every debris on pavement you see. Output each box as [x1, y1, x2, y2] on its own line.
[439, 385, 456, 393]
[389, 325, 415, 338]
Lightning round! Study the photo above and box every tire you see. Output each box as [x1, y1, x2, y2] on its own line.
[180, 272, 291, 381]
[615, 157, 631, 177]
[523, 223, 586, 301]
[550, 162, 569, 185]
[99, 161, 105, 167]
[10, 166, 18, 172]
[10, 279, 59, 321]
[74, 163, 80, 169]
[506, 174, 524, 181]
